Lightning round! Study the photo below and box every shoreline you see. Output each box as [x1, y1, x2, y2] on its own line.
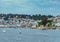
[0, 25, 60, 30]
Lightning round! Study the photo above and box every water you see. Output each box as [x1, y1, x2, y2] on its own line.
[0, 28, 60, 42]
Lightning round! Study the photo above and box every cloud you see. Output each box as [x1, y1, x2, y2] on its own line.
[0, 0, 60, 15]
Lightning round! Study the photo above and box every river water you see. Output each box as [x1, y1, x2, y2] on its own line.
[0, 28, 60, 42]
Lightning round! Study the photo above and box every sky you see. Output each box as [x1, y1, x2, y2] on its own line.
[0, 0, 60, 16]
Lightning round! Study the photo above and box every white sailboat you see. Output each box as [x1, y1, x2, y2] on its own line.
[18, 28, 21, 34]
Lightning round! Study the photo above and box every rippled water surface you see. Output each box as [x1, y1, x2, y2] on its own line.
[0, 28, 60, 42]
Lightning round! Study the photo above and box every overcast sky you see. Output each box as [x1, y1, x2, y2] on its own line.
[0, 0, 60, 16]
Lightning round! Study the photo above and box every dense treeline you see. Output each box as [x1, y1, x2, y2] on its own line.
[0, 14, 54, 20]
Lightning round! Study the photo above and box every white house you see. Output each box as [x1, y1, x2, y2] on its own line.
[54, 16, 60, 26]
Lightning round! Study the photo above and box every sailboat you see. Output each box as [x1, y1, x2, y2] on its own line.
[18, 28, 21, 34]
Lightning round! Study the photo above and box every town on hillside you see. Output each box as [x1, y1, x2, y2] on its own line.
[0, 14, 60, 30]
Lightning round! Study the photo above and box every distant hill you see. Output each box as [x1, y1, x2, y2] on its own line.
[0, 14, 54, 20]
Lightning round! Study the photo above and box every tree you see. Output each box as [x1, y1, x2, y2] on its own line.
[41, 15, 48, 27]
[38, 21, 43, 26]
[48, 20, 53, 27]
[47, 15, 53, 18]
